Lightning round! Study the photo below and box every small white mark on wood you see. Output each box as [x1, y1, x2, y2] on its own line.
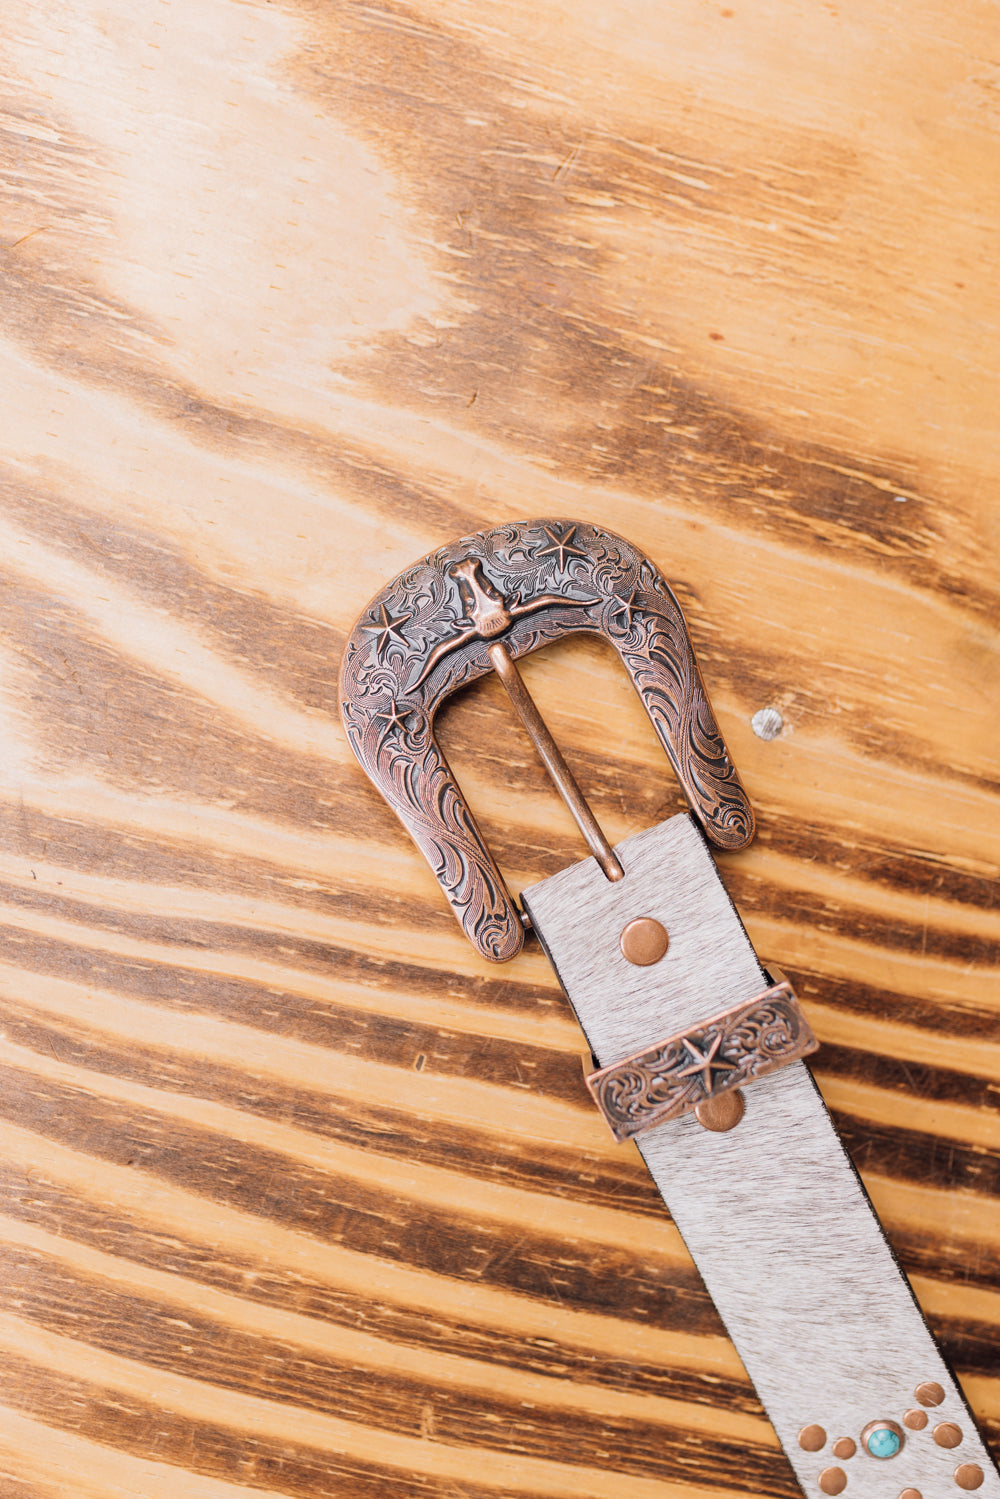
[751, 706, 784, 741]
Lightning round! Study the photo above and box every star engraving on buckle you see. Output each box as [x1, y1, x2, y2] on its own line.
[534, 521, 588, 569]
[361, 603, 411, 658]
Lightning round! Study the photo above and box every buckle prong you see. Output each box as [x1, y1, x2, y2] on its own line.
[487, 640, 625, 882]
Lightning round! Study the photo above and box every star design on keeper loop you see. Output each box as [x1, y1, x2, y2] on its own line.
[676, 1032, 734, 1095]
[535, 523, 587, 570]
[362, 604, 411, 658]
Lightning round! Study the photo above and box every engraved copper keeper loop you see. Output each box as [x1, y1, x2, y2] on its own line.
[339, 519, 755, 962]
[585, 977, 818, 1143]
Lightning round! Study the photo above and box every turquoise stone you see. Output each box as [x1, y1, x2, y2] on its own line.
[866, 1426, 901, 1459]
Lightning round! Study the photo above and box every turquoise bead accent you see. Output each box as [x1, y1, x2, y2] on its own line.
[866, 1427, 902, 1459]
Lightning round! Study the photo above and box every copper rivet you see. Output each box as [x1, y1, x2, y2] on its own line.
[933, 1423, 963, 1449]
[903, 1410, 928, 1431]
[818, 1467, 847, 1495]
[798, 1424, 827, 1452]
[620, 917, 669, 966]
[954, 1464, 984, 1491]
[899, 1489, 923, 1499]
[915, 1381, 945, 1407]
[695, 1088, 745, 1132]
[832, 1438, 856, 1460]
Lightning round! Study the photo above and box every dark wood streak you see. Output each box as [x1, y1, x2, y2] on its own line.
[5, 1021, 1000, 1363]
[0, 1469, 56, 1499]
[881, 1225, 1000, 1298]
[754, 818, 1000, 915]
[0, 477, 347, 718]
[0, 1243, 789, 1488]
[0, 944, 585, 1102]
[0, 992, 659, 1216]
[6, 964, 1000, 1228]
[725, 866, 999, 968]
[0, 886, 563, 1016]
[0, 568, 372, 841]
[7, 1157, 996, 1437]
[794, 968, 1000, 1042]
[0, 863, 460, 967]
[0, 838, 987, 1056]
[818, 1042, 1000, 1115]
[0, 769, 993, 971]
[0, 1170, 761, 1414]
[0, 1350, 595, 1499]
[4, 928, 999, 1224]
[11, 801, 983, 1001]
[0, 1064, 724, 1331]
[831, 1110, 1000, 1220]
[931, 1319, 1000, 1382]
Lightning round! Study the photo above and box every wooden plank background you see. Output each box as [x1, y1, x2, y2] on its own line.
[0, 1, 997, 1495]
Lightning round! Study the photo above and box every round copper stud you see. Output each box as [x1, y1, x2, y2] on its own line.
[695, 1088, 745, 1132]
[818, 1467, 847, 1495]
[832, 1438, 856, 1460]
[933, 1423, 963, 1449]
[903, 1410, 928, 1431]
[619, 917, 669, 966]
[899, 1489, 922, 1499]
[954, 1464, 984, 1492]
[798, 1424, 827, 1452]
[915, 1381, 945, 1407]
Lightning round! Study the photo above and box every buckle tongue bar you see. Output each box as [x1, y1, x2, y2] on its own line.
[485, 639, 625, 882]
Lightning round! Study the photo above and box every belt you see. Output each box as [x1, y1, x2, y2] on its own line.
[340, 517, 998, 1499]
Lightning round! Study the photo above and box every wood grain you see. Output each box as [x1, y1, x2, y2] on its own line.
[0, 1, 997, 1496]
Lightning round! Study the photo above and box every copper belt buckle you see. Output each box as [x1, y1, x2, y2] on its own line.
[339, 517, 816, 1129]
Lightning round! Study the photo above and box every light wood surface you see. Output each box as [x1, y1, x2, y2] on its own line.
[0, 2, 997, 1497]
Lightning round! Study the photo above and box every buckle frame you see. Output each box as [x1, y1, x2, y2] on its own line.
[339, 519, 754, 962]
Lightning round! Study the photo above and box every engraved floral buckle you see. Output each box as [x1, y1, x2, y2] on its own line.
[339, 519, 754, 962]
[585, 974, 819, 1142]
